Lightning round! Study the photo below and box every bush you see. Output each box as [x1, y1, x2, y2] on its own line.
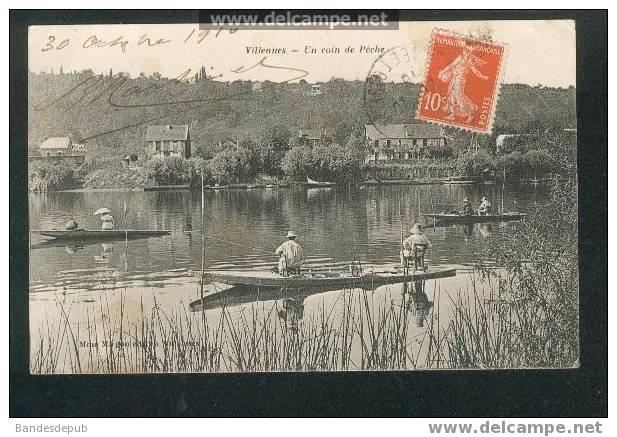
[29, 161, 80, 192]
[473, 180, 579, 367]
[281, 145, 314, 181]
[457, 150, 494, 180]
[145, 157, 198, 186]
[207, 144, 255, 184]
[282, 140, 364, 183]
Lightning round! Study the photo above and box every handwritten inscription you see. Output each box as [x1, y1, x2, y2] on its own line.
[33, 56, 309, 142]
[40, 27, 239, 53]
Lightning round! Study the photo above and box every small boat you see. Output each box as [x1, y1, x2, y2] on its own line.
[189, 284, 327, 312]
[143, 184, 190, 192]
[31, 228, 171, 241]
[303, 177, 337, 188]
[423, 212, 527, 224]
[438, 179, 477, 185]
[195, 266, 456, 289]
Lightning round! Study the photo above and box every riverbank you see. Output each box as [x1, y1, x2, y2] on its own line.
[29, 154, 564, 194]
[51, 177, 557, 193]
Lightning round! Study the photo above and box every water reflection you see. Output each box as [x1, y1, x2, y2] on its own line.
[277, 297, 305, 332]
[94, 242, 112, 264]
[404, 280, 433, 328]
[30, 184, 548, 294]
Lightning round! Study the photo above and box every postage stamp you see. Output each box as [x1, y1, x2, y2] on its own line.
[416, 30, 507, 133]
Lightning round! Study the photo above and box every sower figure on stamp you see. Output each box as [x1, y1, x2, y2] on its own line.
[438, 42, 489, 123]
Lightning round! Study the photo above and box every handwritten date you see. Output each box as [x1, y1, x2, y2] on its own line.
[41, 27, 238, 53]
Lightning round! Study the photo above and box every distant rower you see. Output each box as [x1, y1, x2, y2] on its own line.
[462, 197, 473, 215]
[275, 231, 304, 276]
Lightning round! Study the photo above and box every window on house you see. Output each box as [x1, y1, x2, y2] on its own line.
[386, 139, 391, 146]
[155, 141, 161, 151]
[412, 139, 417, 146]
[374, 139, 379, 146]
[423, 139, 427, 147]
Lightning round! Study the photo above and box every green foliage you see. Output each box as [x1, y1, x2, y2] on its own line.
[469, 180, 579, 367]
[457, 150, 495, 180]
[256, 125, 291, 175]
[458, 131, 573, 180]
[207, 143, 255, 184]
[281, 145, 314, 180]
[28, 73, 576, 157]
[145, 157, 198, 186]
[29, 161, 80, 192]
[282, 138, 364, 182]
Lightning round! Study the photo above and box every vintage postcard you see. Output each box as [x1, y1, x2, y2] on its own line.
[27, 16, 578, 374]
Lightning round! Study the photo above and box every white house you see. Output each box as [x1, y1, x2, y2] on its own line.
[39, 137, 74, 157]
[145, 125, 191, 159]
[365, 124, 446, 162]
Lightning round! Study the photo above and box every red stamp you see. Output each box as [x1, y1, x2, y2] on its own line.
[417, 30, 507, 134]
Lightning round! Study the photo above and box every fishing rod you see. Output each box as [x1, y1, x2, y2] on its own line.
[193, 232, 278, 256]
[124, 200, 128, 271]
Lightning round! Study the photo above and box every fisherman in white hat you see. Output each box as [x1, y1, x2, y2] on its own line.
[401, 223, 432, 271]
[275, 231, 304, 276]
[477, 196, 492, 216]
[462, 196, 473, 215]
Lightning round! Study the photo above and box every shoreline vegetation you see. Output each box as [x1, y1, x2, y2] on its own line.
[28, 130, 574, 193]
[31, 180, 578, 373]
[28, 72, 575, 193]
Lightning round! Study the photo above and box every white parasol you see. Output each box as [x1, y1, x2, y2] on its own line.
[93, 207, 112, 216]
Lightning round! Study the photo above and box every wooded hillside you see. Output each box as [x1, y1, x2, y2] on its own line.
[28, 71, 576, 156]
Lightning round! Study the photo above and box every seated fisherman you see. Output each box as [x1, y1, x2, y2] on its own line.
[462, 197, 473, 215]
[62, 218, 79, 230]
[401, 223, 432, 269]
[477, 197, 492, 216]
[275, 231, 304, 276]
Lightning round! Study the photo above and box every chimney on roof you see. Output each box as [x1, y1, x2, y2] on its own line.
[167, 125, 172, 129]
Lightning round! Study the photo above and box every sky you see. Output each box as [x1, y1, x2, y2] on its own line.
[29, 20, 576, 88]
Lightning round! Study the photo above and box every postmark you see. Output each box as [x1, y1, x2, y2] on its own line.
[416, 30, 507, 134]
[363, 45, 420, 127]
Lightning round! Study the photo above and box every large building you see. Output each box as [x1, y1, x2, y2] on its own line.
[364, 123, 446, 162]
[145, 124, 191, 159]
[39, 137, 74, 157]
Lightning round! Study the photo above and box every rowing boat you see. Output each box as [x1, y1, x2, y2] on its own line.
[189, 285, 326, 312]
[303, 177, 337, 188]
[189, 267, 455, 311]
[196, 266, 456, 289]
[31, 229, 171, 241]
[423, 212, 527, 224]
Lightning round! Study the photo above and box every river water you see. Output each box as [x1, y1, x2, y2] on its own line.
[28, 183, 550, 373]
